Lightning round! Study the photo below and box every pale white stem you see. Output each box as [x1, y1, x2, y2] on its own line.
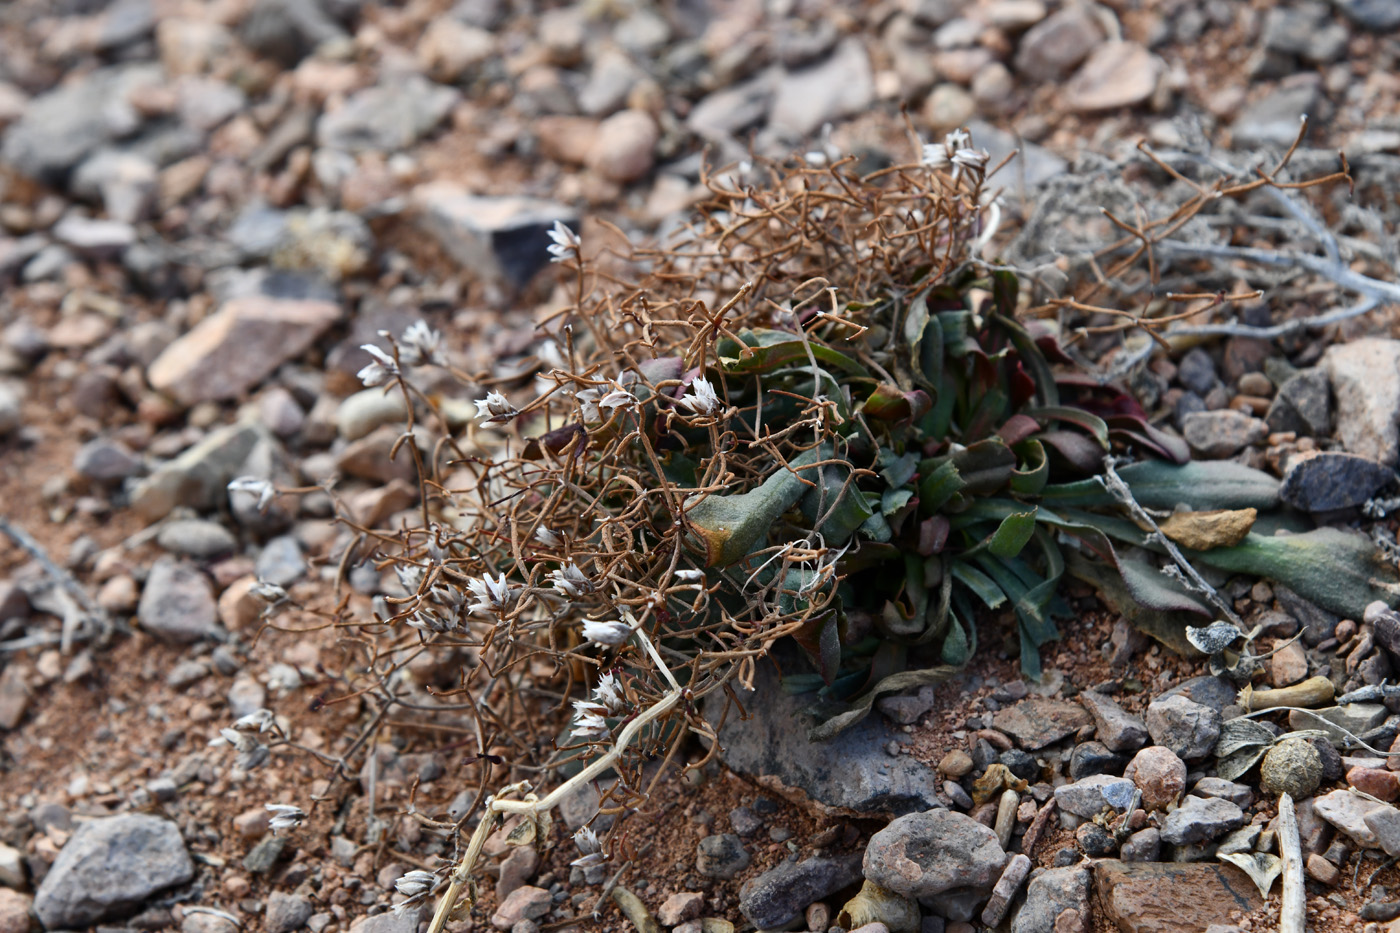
[1276, 793, 1305, 933]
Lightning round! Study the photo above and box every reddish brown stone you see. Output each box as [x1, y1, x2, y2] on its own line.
[1348, 766, 1400, 801]
[1094, 861, 1262, 933]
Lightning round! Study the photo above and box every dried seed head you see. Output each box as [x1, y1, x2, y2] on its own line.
[266, 803, 306, 834]
[357, 344, 399, 387]
[582, 619, 632, 647]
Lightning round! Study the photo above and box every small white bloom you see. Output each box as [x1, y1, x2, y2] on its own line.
[395, 869, 436, 898]
[549, 563, 592, 598]
[593, 672, 625, 713]
[217, 728, 253, 751]
[474, 390, 519, 423]
[950, 147, 990, 184]
[266, 803, 306, 834]
[598, 387, 637, 412]
[575, 388, 601, 422]
[395, 564, 425, 595]
[249, 579, 287, 602]
[357, 344, 399, 387]
[920, 143, 950, 169]
[572, 700, 610, 740]
[228, 476, 275, 512]
[674, 569, 705, 583]
[233, 709, 275, 733]
[400, 321, 445, 367]
[534, 526, 563, 547]
[677, 376, 721, 416]
[546, 220, 581, 263]
[581, 619, 632, 647]
[571, 825, 605, 866]
[466, 573, 516, 615]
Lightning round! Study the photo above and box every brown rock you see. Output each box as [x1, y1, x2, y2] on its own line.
[490, 886, 550, 931]
[586, 110, 658, 184]
[1063, 41, 1160, 112]
[535, 115, 600, 166]
[0, 888, 32, 933]
[1093, 861, 1263, 933]
[991, 699, 1092, 750]
[148, 296, 341, 405]
[1348, 766, 1400, 802]
[1123, 746, 1187, 812]
[1270, 639, 1308, 687]
[656, 892, 704, 926]
[939, 749, 975, 778]
[1305, 853, 1339, 886]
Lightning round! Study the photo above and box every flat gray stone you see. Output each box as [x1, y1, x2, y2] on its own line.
[33, 814, 193, 929]
[864, 809, 1007, 899]
[1160, 795, 1246, 845]
[738, 854, 862, 929]
[137, 558, 222, 643]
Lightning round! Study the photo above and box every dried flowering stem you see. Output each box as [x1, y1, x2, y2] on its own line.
[1276, 793, 1305, 933]
[425, 626, 683, 933]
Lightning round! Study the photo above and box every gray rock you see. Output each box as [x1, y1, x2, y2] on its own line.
[964, 120, 1067, 197]
[1363, 804, 1400, 856]
[1263, 3, 1349, 62]
[1068, 741, 1128, 782]
[981, 853, 1031, 927]
[1288, 703, 1387, 746]
[1062, 41, 1160, 112]
[702, 652, 943, 815]
[1145, 694, 1221, 760]
[265, 893, 313, 933]
[737, 853, 863, 929]
[991, 698, 1093, 750]
[71, 150, 158, 224]
[1333, 0, 1400, 29]
[695, 834, 749, 879]
[1054, 774, 1137, 818]
[1274, 586, 1339, 646]
[227, 674, 267, 719]
[1160, 795, 1246, 845]
[411, 182, 578, 289]
[1280, 452, 1394, 511]
[33, 814, 193, 929]
[317, 76, 458, 153]
[1177, 348, 1220, 397]
[0, 666, 31, 730]
[1014, 7, 1101, 81]
[1120, 827, 1161, 863]
[0, 385, 19, 435]
[1313, 788, 1385, 847]
[1322, 339, 1400, 466]
[97, 0, 157, 49]
[52, 215, 137, 258]
[243, 834, 287, 874]
[687, 73, 775, 140]
[241, 0, 347, 65]
[350, 907, 421, 933]
[1191, 777, 1253, 808]
[1266, 368, 1332, 436]
[1, 65, 159, 182]
[877, 684, 939, 725]
[770, 38, 874, 137]
[147, 293, 342, 407]
[137, 558, 222, 643]
[131, 420, 267, 522]
[864, 809, 1007, 899]
[1010, 865, 1089, 933]
[1232, 82, 1321, 150]
[256, 536, 306, 587]
[1182, 410, 1267, 458]
[729, 806, 761, 836]
[183, 913, 240, 933]
[74, 438, 143, 481]
[1078, 691, 1149, 753]
[157, 520, 238, 559]
[337, 388, 408, 441]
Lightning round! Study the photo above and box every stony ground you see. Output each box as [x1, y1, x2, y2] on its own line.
[4, 2, 1400, 933]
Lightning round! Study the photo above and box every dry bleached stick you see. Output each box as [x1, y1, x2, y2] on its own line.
[424, 626, 685, 933]
[1276, 793, 1305, 933]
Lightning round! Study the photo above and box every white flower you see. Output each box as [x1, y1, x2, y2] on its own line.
[357, 344, 399, 387]
[571, 825, 605, 866]
[922, 130, 987, 184]
[572, 700, 610, 740]
[677, 376, 721, 416]
[395, 869, 436, 898]
[920, 143, 950, 169]
[534, 526, 562, 547]
[546, 220, 581, 263]
[950, 147, 990, 184]
[598, 387, 637, 413]
[674, 569, 705, 583]
[228, 476, 275, 512]
[250, 579, 287, 602]
[474, 390, 519, 423]
[400, 321, 445, 367]
[466, 573, 516, 615]
[593, 671, 625, 713]
[233, 709, 275, 732]
[217, 729, 269, 770]
[549, 563, 592, 598]
[576, 388, 601, 422]
[266, 803, 306, 834]
[582, 619, 632, 647]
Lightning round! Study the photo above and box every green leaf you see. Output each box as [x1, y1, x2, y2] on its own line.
[801, 457, 876, 547]
[951, 561, 1006, 609]
[685, 446, 823, 566]
[716, 328, 870, 377]
[1042, 460, 1281, 511]
[1185, 527, 1400, 619]
[1116, 556, 1214, 617]
[1025, 406, 1111, 447]
[1010, 439, 1050, 496]
[877, 449, 920, 488]
[988, 509, 1037, 559]
[882, 488, 915, 516]
[951, 439, 1016, 495]
[915, 301, 944, 389]
[1065, 551, 1201, 656]
[918, 459, 966, 515]
[938, 310, 973, 357]
[942, 610, 970, 667]
[864, 384, 933, 422]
